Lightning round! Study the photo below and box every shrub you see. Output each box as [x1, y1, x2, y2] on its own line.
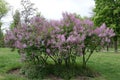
[4, 12, 115, 79]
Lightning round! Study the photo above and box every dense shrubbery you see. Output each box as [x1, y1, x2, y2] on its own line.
[5, 12, 115, 79]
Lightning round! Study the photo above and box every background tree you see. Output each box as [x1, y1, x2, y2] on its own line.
[10, 10, 21, 29]
[0, 22, 4, 47]
[21, 0, 37, 24]
[93, 0, 120, 52]
[0, 0, 9, 47]
[0, 0, 8, 19]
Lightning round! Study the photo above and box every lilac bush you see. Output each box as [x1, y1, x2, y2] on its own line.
[4, 12, 115, 68]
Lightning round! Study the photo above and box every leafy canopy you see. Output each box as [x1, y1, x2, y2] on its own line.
[93, 0, 120, 35]
[0, 0, 8, 19]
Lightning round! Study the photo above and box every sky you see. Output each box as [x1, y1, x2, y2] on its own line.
[2, 0, 95, 30]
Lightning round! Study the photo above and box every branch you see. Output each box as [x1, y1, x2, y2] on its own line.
[85, 40, 101, 63]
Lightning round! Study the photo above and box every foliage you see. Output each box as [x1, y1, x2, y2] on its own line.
[93, 0, 120, 32]
[93, 0, 120, 52]
[0, 25, 4, 47]
[10, 10, 21, 29]
[0, 0, 9, 19]
[4, 12, 115, 79]
[21, 63, 98, 80]
[0, 0, 9, 47]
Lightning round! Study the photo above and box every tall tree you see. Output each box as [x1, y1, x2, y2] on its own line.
[10, 10, 21, 29]
[21, 0, 37, 24]
[0, 0, 9, 47]
[0, 0, 8, 19]
[93, 0, 120, 52]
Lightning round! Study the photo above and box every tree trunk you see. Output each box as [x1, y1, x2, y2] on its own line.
[106, 45, 109, 52]
[114, 36, 118, 53]
[82, 54, 86, 69]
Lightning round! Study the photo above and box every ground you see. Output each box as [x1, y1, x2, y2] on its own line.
[0, 48, 120, 80]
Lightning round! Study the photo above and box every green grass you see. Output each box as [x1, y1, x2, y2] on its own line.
[88, 52, 120, 80]
[0, 48, 120, 80]
[0, 48, 27, 80]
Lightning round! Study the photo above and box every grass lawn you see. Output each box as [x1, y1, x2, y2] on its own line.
[0, 48, 120, 80]
[0, 48, 27, 80]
